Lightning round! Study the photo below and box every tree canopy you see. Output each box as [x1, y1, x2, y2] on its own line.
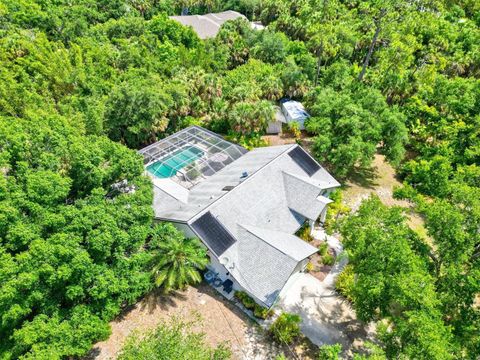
[117, 317, 231, 360]
[341, 195, 479, 358]
[1, 0, 479, 358]
[0, 115, 154, 358]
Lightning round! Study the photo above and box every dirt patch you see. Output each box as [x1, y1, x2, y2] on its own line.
[86, 284, 287, 360]
[262, 131, 313, 146]
[342, 154, 426, 235]
[306, 239, 336, 282]
[342, 154, 408, 210]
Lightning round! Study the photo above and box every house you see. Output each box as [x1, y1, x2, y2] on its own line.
[266, 106, 287, 134]
[280, 99, 310, 130]
[139, 126, 340, 308]
[170, 10, 247, 39]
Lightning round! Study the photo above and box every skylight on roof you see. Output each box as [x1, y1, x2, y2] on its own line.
[139, 126, 246, 189]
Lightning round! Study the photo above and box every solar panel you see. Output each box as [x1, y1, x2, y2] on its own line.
[288, 147, 320, 176]
[191, 212, 236, 256]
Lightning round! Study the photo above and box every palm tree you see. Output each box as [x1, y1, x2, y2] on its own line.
[254, 100, 275, 132]
[151, 225, 209, 293]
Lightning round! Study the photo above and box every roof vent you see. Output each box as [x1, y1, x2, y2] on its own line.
[240, 171, 248, 179]
[222, 185, 235, 191]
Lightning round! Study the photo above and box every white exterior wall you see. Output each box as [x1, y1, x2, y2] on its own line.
[276, 258, 309, 303]
[208, 253, 230, 278]
[266, 121, 283, 134]
[171, 222, 196, 238]
[207, 253, 242, 300]
[319, 207, 328, 223]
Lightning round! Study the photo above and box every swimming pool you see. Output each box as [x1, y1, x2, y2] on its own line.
[147, 146, 204, 178]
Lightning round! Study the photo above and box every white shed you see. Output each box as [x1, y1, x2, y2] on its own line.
[266, 106, 287, 134]
[280, 100, 309, 130]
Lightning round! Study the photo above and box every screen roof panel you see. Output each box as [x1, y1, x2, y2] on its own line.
[139, 126, 247, 189]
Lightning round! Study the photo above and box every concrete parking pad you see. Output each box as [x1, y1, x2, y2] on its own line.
[277, 229, 376, 357]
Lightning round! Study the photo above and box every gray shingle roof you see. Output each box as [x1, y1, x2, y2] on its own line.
[140, 127, 340, 307]
[240, 224, 318, 262]
[234, 225, 298, 306]
[224, 223, 317, 306]
[152, 144, 292, 221]
[283, 171, 330, 220]
[170, 11, 246, 39]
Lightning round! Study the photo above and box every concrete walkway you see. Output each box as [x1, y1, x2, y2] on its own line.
[277, 228, 375, 356]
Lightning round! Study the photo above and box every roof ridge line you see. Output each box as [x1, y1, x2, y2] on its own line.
[237, 223, 299, 262]
[282, 170, 325, 190]
[187, 144, 298, 223]
[202, 15, 222, 26]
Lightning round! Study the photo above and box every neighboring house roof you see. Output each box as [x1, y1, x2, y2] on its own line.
[139, 126, 340, 307]
[170, 11, 246, 39]
[281, 100, 310, 121]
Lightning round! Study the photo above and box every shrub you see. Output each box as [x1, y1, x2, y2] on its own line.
[235, 291, 273, 319]
[118, 317, 231, 359]
[296, 222, 314, 242]
[225, 132, 268, 150]
[335, 265, 354, 302]
[269, 313, 301, 344]
[322, 253, 335, 266]
[234, 291, 256, 310]
[306, 262, 315, 272]
[288, 121, 301, 139]
[323, 190, 350, 235]
[253, 304, 274, 319]
[318, 242, 328, 256]
[318, 343, 342, 360]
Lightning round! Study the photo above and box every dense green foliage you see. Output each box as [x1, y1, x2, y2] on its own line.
[269, 312, 302, 345]
[0, 116, 154, 358]
[150, 223, 209, 292]
[117, 317, 231, 360]
[341, 196, 478, 359]
[256, 0, 479, 357]
[258, 0, 479, 181]
[318, 343, 342, 360]
[1, 0, 479, 358]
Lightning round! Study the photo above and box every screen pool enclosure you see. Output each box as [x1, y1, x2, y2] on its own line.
[139, 126, 247, 188]
[146, 146, 204, 178]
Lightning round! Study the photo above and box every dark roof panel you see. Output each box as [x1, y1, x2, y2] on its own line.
[288, 146, 320, 176]
[191, 212, 236, 256]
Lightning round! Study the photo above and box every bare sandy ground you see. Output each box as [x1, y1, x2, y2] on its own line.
[86, 284, 284, 360]
[342, 154, 426, 234]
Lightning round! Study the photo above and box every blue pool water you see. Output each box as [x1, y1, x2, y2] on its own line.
[147, 146, 204, 178]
